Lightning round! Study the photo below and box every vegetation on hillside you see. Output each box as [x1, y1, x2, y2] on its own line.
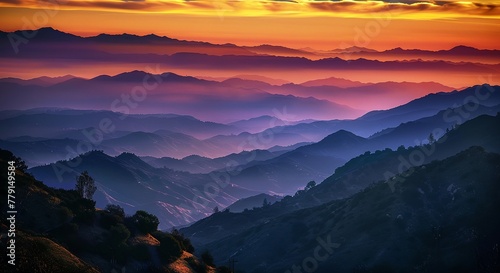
[202, 146, 500, 272]
[0, 149, 229, 273]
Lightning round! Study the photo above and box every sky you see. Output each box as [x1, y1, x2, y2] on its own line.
[1, 0, 499, 51]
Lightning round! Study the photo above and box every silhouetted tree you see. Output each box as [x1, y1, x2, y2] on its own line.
[305, 180, 317, 191]
[12, 155, 28, 172]
[70, 198, 96, 224]
[75, 171, 97, 200]
[132, 210, 159, 234]
[262, 198, 270, 207]
[213, 206, 219, 214]
[106, 204, 125, 217]
[101, 204, 126, 229]
[427, 133, 436, 144]
[171, 228, 195, 253]
[108, 223, 130, 246]
[154, 231, 183, 262]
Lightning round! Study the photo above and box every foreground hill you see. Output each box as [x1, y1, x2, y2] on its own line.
[0, 149, 226, 273]
[203, 147, 500, 272]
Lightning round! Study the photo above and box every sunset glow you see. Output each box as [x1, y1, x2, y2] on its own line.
[2, 0, 500, 17]
[1, 1, 500, 50]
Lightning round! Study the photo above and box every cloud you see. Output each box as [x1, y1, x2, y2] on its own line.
[0, 0, 499, 17]
[308, 1, 500, 17]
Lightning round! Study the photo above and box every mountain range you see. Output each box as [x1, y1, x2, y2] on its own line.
[198, 146, 500, 272]
[180, 114, 500, 272]
[2, 28, 498, 87]
[0, 71, 363, 122]
[182, 112, 500, 242]
[2, 28, 499, 64]
[3, 112, 498, 272]
[29, 150, 258, 229]
[2, 24, 500, 273]
[4, 82, 493, 168]
[19, 85, 500, 229]
[0, 149, 223, 273]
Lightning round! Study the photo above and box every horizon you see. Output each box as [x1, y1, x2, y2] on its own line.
[1, 1, 500, 51]
[3, 26, 499, 52]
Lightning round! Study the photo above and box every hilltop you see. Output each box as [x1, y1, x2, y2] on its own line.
[0, 149, 230, 273]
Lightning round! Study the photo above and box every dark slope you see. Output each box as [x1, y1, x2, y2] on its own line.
[205, 147, 500, 272]
[0, 149, 218, 273]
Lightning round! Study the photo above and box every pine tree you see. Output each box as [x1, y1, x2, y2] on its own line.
[75, 171, 97, 200]
[428, 133, 436, 144]
[263, 198, 270, 207]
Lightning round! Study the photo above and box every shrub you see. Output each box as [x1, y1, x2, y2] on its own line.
[100, 205, 125, 229]
[171, 228, 195, 253]
[186, 256, 207, 273]
[100, 212, 123, 229]
[153, 231, 183, 263]
[132, 210, 159, 234]
[75, 171, 97, 200]
[105, 204, 125, 218]
[69, 198, 96, 224]
[108, 223, 131, 246]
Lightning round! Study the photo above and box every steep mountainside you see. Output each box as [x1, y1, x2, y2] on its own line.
[205, 147, 500, 272]
[181, 114, 500, 248]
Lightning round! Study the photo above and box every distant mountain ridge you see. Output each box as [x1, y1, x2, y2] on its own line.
[1, 85, 498, 168]
[226, 193, 283, 213]
[300, 76, 368, 88]
[2, 27, 497, 60]
[2, 27, 498, 88]
[0, 71, 363, 123]
[2, 28, 498, 76]
[0, 71, 456, 113]
[29, 150, 258, 229]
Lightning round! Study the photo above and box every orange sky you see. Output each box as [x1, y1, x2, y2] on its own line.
[1, 1, 500, 51]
